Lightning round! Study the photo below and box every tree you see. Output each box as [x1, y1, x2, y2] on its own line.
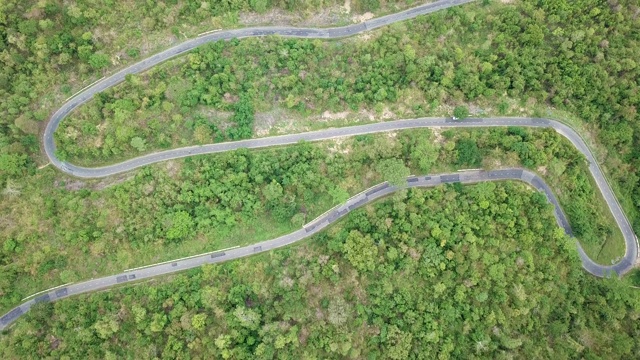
[165, 211, 194, 242]
[453, 106, 469, 119]
[328, 297, 351, 326]
[329, 185, 349, 204]
[191, 313, 207, 331]
[456, 138, 482, 167]
[342, 230, 378, 272]
[376, 159, 410, 187]
[227, 94, 254, 140]
[250, 0, 268, 13]
[88, 53, 110, 69]
[356, 0, 381, 12]
[262, 180, 283, 204]
[14, 114, 39, 134]
[290, 213, 306, 227]
[94, 316, 120, 339]
[59, 269, 78, 283]
[3, 239, 17, 253]
[150, 313, 167, 332]
[403, 131, 439, 173]
[0, 153, 28, 180]
[384, 325, 413, 360]
[233, 306, 261, 330]
[130, 137, 146, 152]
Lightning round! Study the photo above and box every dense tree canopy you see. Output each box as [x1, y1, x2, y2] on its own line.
[2, 183, 638, 359]
[50, 0, 640, 242]
[0, 127, 624, 320]
[0, 0, 390, 184]
[1, 1, 640, 356]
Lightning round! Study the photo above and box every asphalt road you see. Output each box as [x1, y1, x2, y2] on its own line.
[43, 0, 474, 171]
[9, 0, 635, 332]
[0, 168, 587, 331]
[44, 116, 640, 279]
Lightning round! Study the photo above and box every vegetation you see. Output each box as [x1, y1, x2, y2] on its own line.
[0, 127, 624, 317]
[453, 105, 469, 119]
[0, 0, 400, 185]
[2, 183, 639, 358]
[2, 0, 640, 355]
[50, 0, 640, 240]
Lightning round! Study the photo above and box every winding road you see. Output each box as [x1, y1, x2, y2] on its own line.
[0, 169, 606, 331]
[2, 0, 636, 331]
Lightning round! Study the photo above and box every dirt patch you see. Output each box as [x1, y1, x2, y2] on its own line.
[279, 276, 295, 288]
[431, 127, 445, 144]
[358, 33, 373, 41]
[321, 110, 350, 121]
[91, 27, 119, 48]
[299, 326, 310, 345]
[95, 123, 107, 148]
[254, 110, 280, 136]
[58, 180, 85, 191]
[318, 255, 330, 266]
[482, 156, 503, 170]
[537, 166, 548, 175]
[223, 92, 239, 104]
[64, 126, 80, 141]
[359, 109, 376, 121]
[256, 107, 388, 137]
[196, 108, 233, 130]
[93, 174, 136, 190]
[408, 247, 421, 261]
[254, 109, 302, 136]
[56, 172, 136, 191]
[164, 160, 182, 178]
[239, 6, 346, 27]
[327, 137, 352, 155]
[197, 108, 233, 120]
[469, 104, 486, 116]
[382, 107, 395, 120]
[343, 0, 351, 14]
[49, 335, 60, 350]
[353, 12, 374, 23]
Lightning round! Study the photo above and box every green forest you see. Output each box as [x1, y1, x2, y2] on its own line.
[48, 0, 640, 238]
[2, 184, 639, 358]
[0, 0, 395, 183]
[0, 127, 626, 319]
[2, 0, 640, 357]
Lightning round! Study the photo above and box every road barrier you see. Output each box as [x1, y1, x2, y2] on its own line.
[21, 282, 74, 302]
[123, 245, 239, 272]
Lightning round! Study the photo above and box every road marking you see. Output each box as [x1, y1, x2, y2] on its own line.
[64, 76, 105, 102]
[10, 0, 635, 332]
[0, 167, 630, 330]
[198, 28, 222, 37]
[123, 245, 240, 272]
[21, 282, 74, 301]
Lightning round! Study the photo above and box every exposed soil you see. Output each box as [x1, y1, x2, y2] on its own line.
[352, 12, 375, 23]
[321, 110, 350, 121]
[56, 172, 136, 191]
[239, 6, 347, 27]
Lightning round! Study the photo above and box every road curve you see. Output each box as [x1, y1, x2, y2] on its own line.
[46, 116, 640, 277]
[23, 0, 637, 332]
[43, 0, 474, 170]
[0, 168, 592, 331]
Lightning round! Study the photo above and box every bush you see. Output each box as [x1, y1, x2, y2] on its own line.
[453, 106, 469, 119]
